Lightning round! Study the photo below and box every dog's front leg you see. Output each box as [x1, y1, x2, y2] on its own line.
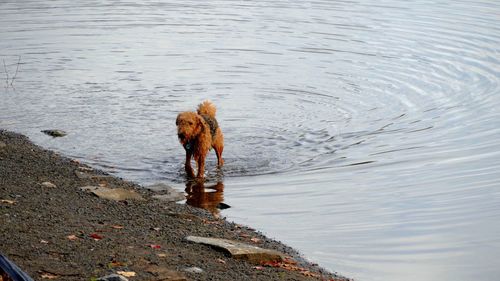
[196, 155, 206, 179]
[185, 150, 195, 177]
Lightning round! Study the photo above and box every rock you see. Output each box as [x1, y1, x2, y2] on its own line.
[145, 182, 174, 192]
[41, 130, 67, 137]
[79, 186, 144, 201]
[97, 274, 129, 281]
[0, 140, 6, 149]
[75, 170, 112, 180]
[185, 236, 286, 264]
[40, 181, 57, 188]
[182, 267, 203, 274]
[217, 202, 231, 210]
[148, 183, 185, 202]
[152, 193, 185, 202]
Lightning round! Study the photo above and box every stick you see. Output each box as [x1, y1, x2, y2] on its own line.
[10, 56, 21, 85]
[2, 59, 8, 86]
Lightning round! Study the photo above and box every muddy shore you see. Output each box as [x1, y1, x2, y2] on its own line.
[0, 130, 348, 281]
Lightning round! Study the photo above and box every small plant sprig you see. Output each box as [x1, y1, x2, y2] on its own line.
[3, 55, 21, 88]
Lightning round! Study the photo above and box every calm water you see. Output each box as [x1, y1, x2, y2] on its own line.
[1, 1, 499, 280]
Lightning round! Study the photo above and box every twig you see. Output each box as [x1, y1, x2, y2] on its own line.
[2, 59, 8, 86]
[10, 56, 21, 86]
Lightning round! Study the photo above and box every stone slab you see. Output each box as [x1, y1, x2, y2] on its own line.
[80, 186, 143, 201]
[185, 236, 285, 264]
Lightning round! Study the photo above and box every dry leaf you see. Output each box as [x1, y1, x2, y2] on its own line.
[0, 199, 16, 204]
[253, 266, 264, 270]
[217, 258, 226, 264]
[148, 244, 161, 249]
[67, 235, 78, 241]
[40, 240, 49, 244]
[41, 272, 59, 279]
[107, 261, 125, 268]
[250, 237, 261, 243]
[157, 253, 168, 258]
[89, 233, 103, 240]
[111, 225, 124, 229]
[117, 271, 136, 277]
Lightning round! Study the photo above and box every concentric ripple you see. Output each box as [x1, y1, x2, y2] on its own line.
[1, 1, 499, 280]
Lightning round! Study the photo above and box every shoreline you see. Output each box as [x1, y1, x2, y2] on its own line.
[0, 130, 349, 281]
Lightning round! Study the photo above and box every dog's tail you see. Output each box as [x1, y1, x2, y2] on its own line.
[197, 100, 217, 118]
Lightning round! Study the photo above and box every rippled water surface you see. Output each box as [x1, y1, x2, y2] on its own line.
[1, 1, 500, 280]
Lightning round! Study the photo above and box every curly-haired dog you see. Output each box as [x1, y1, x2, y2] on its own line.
[176, 101, 224, 178]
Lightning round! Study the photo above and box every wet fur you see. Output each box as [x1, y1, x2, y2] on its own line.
[176, 101, 224, 178]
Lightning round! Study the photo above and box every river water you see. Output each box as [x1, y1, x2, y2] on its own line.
[1, 1, 499, 280]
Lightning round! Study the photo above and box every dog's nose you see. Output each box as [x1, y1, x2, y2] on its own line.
[178, 133, 185, 140]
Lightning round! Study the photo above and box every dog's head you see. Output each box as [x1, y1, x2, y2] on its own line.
[176, 112, 203, 146]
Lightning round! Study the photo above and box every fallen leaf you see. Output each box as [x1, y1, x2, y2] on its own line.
[67, 235, 78, 241]
[40, 240, 49, 244]
[0, 199, 16, 204]
[148, 244, 161, 249]
[107, 261, 125, 268]
[253, 266, 264, 270]
[117, 271, 136, 277]
[152, 227, 161, 231]
[111, 225, 124, 229]
[157, 253, 168, 258]
[250, 237, 261, 243]
[217, 258, 226, 264]
[41, 272, 59, 279]
[89, 233, 103, 240]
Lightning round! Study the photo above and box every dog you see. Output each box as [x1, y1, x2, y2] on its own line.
[176, 100, 224, 178]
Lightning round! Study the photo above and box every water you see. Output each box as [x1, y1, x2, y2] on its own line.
[1, 1, 499, 280]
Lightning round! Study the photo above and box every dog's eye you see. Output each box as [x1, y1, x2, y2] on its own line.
[188, 121, 193, 125]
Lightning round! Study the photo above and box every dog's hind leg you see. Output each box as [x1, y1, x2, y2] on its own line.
[214, 144, 224, 167]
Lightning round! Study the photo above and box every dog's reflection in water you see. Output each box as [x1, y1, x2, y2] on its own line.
[185, 181, 228, 217]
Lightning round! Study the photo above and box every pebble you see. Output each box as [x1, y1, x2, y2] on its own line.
[41, 181, 57, 188]
[183, 266, 204, 274]
[96, 274, 129, 281]
[41, 130, 67, 137]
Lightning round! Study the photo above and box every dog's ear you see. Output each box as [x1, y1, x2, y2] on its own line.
[195, 115, 205, 133]
[176, 114, 181, 125]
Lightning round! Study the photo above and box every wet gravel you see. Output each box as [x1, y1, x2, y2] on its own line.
[0, 130, 348, 281]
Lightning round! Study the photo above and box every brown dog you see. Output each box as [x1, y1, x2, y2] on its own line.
[176, 101, 224, 178]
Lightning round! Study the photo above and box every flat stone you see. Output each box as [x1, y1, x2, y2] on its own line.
[41, 129, 67, 137]
[185, 236, 285, 264]
[0, 141, 6, 149]
[152, 193, 185, 202]
[148, 183, 185, 202]
[145, 182, 174, 192]
[97, 274, 129, 281]
[40, 181, 57, 188]
[80, 186, 143, 201]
